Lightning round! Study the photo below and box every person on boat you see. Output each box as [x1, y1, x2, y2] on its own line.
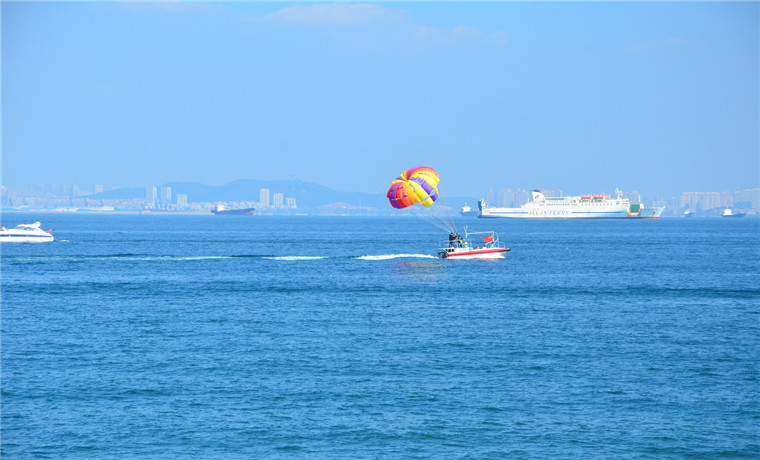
[449, 232, 457, 247]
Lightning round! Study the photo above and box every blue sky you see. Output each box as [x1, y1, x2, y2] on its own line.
[2, 2, 758, 197]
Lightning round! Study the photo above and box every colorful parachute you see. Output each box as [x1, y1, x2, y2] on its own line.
[387, 166, 440, 209]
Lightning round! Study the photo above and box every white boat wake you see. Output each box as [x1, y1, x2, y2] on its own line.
[354, 254, 437, 261]
[264, 256, 328, 261]
[7, 254, 440, 264]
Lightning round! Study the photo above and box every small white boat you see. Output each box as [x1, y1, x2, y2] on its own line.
[438, 228, 510, 259]
[0, 222, 54, 243]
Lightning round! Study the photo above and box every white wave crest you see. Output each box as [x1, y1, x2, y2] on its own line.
[355, 254, 437, 261]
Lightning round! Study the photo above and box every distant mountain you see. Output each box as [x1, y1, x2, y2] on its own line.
[89, 179, 478, 210]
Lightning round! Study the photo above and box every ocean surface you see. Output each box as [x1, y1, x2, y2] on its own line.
[1, 214, 758, 459]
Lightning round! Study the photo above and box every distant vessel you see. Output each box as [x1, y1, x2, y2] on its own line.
[0, 222, 54, 242]
[683, 210, 695, 218]
[721, 208, 746, 218]
[478, 189, 664, 219]
[211, 204, 255, 215]
[459, 204, 477, 216]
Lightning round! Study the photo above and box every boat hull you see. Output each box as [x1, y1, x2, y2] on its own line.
[0, 233, 54, 243]
[211, 208, 255, 215]
[0, 222, 54, 242]
[439, 248, 510, 259]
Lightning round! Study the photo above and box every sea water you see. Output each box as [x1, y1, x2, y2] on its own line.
[1, 214, 758, 459]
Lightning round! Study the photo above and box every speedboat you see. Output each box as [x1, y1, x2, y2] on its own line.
[0, 222, 54, 243]
[438, 227, 510, 259]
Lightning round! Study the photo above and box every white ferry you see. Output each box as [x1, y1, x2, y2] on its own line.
[478, 190, 664, 219]
[0, 222, 54, 242]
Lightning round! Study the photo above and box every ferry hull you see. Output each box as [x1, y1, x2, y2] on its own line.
[478, 210, 630, 219]
[477, 192, 665, 219]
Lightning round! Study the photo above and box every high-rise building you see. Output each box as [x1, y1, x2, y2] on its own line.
[159, 186, 172, 209]
[486, 188, 531, 206]
[259, 188, 270, 208]
[734, 189, 760, 209]
[680, 191, 735, 211]
[176, 194, 188, 209]
[628, 190, 641, 204]
[515, 189, 531, 206]
[720, 192, 734, 208]
[146, 186, 158, 208]
[1, 185, 16, 206]
[272, 192, 284, 208]
[703, 192, 722, 210]
[680, 192, 699, 211]
[496, 189, 511, 207]
[286, 197, 297, 208]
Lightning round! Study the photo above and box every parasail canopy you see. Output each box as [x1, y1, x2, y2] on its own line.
[386, 166, 440, 209]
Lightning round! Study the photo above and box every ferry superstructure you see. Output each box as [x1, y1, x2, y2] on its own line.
[477, 190, 664, 219]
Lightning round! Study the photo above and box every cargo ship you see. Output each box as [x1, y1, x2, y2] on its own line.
[721, 209, 746, 218]
[477, 189, 664, 219]
[211, 204, 255, 215]
[459, 203, 477, 216]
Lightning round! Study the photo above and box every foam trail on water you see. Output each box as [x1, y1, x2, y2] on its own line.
[264, 256, 328, 261]
[355, 254, 437, 261]
[103, 255, 236, 262]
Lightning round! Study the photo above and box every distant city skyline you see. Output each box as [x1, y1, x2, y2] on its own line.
[2, 2, 758, 196]
[3, 180, 759, 218]
[5, 178, 759, 202]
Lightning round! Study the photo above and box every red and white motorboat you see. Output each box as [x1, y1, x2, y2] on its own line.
[438, 228, 510, 259]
